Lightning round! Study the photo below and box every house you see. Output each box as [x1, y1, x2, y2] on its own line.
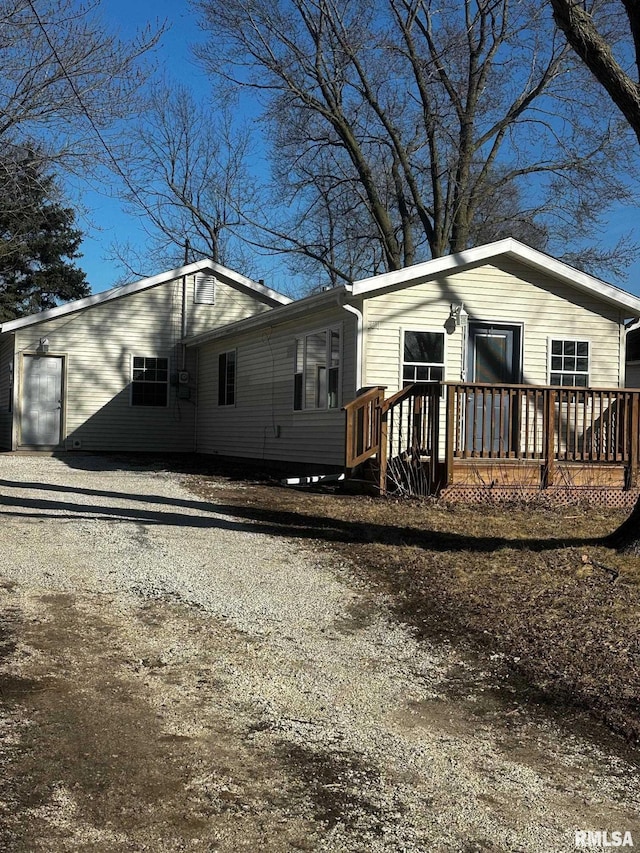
[0, 259, 290, 452]
[185, 239, 640, 495]
[3, 238, 640, 500]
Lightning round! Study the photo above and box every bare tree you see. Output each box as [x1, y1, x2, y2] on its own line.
[0, 0, 163, 175]
[193, 0, 635, 281]
[114, 81, 261, 277]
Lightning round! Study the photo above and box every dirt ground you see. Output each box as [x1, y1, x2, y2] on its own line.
[200, 478, 640, 743]
[0, 454, 640, 852]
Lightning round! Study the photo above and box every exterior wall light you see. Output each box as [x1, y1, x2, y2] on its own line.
[449, 303, 468, 328]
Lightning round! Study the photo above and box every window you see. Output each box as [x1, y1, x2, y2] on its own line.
[293, 327, 341, 410]
[194, 273, 216, 305]
[131, 356, 168, 406]
[549, 339, 589, 387]
[402, 330, 445, 384]
[218, 350, 236, 406]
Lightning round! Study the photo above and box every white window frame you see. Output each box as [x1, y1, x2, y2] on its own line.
[218, 349, 237, 407]
[194, 273, 216, 305]
[293, 324, 342, 411]
[130, 354, 169, 407]
[400, 327, 446, 386]
[548, 337, 590, 387]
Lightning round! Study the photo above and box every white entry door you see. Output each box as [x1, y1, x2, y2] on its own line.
[21, 355, 63, 446]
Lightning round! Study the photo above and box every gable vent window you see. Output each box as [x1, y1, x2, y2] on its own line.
[194, 273, 216, 305]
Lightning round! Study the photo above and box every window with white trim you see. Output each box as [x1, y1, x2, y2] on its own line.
[402, 330, 445, 384]
[549, 339, 589, 387]
[194, 273, 216, 305]
[218, 350, 236, 406]
[293, 327, 340, 410]
[131, 356, 169, 406]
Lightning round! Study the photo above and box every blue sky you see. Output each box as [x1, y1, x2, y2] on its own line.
[72, 0, 209, 293]
[73, 0, 640, 298]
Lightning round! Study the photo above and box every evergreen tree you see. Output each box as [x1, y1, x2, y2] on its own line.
[0, 152, 89, 322]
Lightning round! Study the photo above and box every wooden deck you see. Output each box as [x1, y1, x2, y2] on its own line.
[344, 382, 640, 500]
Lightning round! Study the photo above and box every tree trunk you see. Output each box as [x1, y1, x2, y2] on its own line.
[604, 496, 640, 554]
[550, 0, 640, 146]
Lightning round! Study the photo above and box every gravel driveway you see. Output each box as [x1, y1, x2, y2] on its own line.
[0, 454, 638, 852]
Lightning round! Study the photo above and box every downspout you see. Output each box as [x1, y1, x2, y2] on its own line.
[338, 291, 363, 392]
[623, 316, 640, 388]
[181, 274, 188, 371]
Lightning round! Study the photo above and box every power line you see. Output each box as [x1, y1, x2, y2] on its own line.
[25, 0, 162, 229]
[25, 2, 275, 300]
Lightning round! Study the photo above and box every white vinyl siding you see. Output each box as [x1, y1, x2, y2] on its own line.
[10, 271, 274, 452]
[0, 334, 14, 448]
[363, 260, 623, 394]
[196, 309, 354, 467]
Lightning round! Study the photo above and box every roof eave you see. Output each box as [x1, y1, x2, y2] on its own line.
[352, 238, 640, 316]
[0, 258, 291, 333]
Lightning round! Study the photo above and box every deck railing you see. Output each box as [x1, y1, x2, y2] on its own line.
[445, 383, 640, 486]
[345, 382, 640, 494]
[343, 386, 386, 469]
[345, 382, 441, 493]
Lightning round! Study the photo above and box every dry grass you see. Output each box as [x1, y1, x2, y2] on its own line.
[188, 470, 640, 744]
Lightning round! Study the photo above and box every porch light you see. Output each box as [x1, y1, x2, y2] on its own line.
[38, 337, 49, 353]
[449, 303, 468, 328]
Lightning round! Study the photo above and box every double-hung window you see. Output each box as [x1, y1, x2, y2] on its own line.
[131, 356, 169, 406]
[402, 330, 445, 384]
[549, 339, 589, 387]
[218, 350, 236, 406]
[293, 327, 341, 410]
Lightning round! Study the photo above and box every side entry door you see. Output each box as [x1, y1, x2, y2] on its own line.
[21, 355, 63, 446]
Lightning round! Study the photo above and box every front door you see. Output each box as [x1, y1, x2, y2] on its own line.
[21, 355, 63, 446]
[467, 323, 521, 454]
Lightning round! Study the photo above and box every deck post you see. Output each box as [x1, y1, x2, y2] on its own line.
[430, 385, 441, 490]
[378, 406, 389, 496]
[543, 389, 556, 488]
[445, 384, 455, 485]
[630, 392, 640, 488]
[412, 392, 422, 453]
